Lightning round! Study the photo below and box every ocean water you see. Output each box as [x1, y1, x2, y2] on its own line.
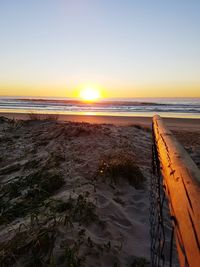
[0, 97, 199, 119]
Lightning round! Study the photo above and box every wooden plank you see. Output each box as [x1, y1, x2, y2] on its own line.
[153, 115, 200, 267]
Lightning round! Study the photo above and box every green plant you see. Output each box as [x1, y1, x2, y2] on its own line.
[0, 222, 57, 266]
[47, 199, 70, 213]
[64, 246, 83, 267]
[0, 170, 65, 224]
[71, 195, 97, 224]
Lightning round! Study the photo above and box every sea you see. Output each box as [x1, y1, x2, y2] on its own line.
[0, 97, 199, 119]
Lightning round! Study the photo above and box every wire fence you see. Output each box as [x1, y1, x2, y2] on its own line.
[150, 126, 179, 267]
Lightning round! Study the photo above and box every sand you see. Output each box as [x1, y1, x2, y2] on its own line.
[2, 112, 200, 131]
[0, 114, 199, 266]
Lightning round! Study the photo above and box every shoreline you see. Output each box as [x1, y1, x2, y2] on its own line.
[1, 111, 200, 131]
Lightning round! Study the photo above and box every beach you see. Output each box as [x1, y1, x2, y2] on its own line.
[1, 0, 200, 264]
[2, 111, 200, 130]
[0, 114, 199, 266]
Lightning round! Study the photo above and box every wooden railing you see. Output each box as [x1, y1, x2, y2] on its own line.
[152, 115, 200, 267]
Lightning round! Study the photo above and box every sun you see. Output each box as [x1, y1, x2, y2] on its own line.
[79, 88, 101, 101]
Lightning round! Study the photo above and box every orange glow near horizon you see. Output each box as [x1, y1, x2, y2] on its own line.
[0, 83, 200, 98]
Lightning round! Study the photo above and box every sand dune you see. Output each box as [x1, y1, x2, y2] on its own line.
[0, 115, 199, 266]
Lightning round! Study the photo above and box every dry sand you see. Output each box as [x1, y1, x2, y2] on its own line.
[0, 114, 199, 266]
[2, 112, 200, 131]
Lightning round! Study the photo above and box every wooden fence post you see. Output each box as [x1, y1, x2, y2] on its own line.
[152, 115, 200, 267]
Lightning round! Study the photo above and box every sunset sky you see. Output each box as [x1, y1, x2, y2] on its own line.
[0, 0, 199, 98]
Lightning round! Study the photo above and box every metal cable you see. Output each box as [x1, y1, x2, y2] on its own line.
[150, 125, 179, 267]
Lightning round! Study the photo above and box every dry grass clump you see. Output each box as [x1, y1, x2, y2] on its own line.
[28, 113, 59, 121]
[48, 122, 104, 140]
[67, 122, 94, 137]
[98, 153, 145, 189]
[2, 119, 24, 132]
[0, 116, 11, 123]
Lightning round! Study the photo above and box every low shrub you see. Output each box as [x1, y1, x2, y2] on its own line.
[99, 153, 145, 189]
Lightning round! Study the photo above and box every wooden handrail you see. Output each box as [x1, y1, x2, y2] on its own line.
[153, 115, 200, 267]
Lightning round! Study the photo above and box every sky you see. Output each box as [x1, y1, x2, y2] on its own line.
[0, 0, 200, 98]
